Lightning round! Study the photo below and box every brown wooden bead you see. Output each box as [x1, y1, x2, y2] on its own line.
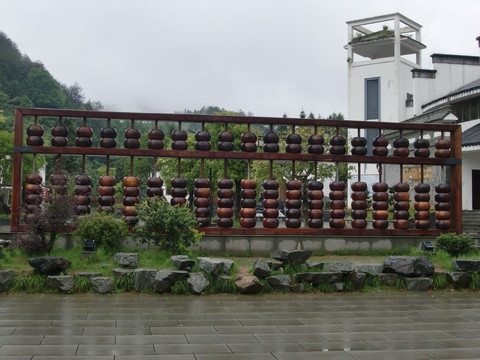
[123, 206, 138, 216]
[124, 138, 140, 148]
[171, 140, 188, 150]
[415, 219, 430, 229]
[263, 199, 279, 208]
[286, 180, 302, 190]
[329, 145, 345, 155]
[393, 137, 409, 148]
[393, 192, 409, 201]
[76, 137, 92, 147]
[76, 127, 93, 137]
[329, 218, 345, 228]
[195, 207, 210, 217]
[148, 129, 164, 140]
[435, 211, 450, 220]
[264, 143, 280, 152]
[308, 181, 323, 190]
[394, 220, 409, 229]
[241, 132, 257, 143]
[309, 200, 324, 209]
[373, 210, 389, 220]
[351, 147, 367, 155]
[263, 208, 279, 218]
[217, 217, 233, 228]
[414, 202, 430, 211]
[262, 179, 279, 190]
[373, 219, 389, 229]
[74, 205, 90, 215]
[330, 200, 345, 209]
[415, 183, 430, 193]
[241, 189, 256, 199]
[171, 197, 187, 206]
[351, 192, 367, 201]
[435, 149, 450, 158]
[263, 189, 278, 199]
[25, 184, 42, 194]
[98, 186, 115, 196]
[263, 218, 279, 228]
[240, 198, 256, 208]
[308, 144, 324, 154]
[394, 183, 409, 192]
[351, 136, 367, 147]
[171, 188, 187, 198]
[414, 148, 430, 157]
[147, 140, 164, 149]
[194, 177, 210, 188]
[286, 218, 301, 228]
[98, 196, 115, 206]
[394, 210, 409, 219]
[218, 198, 234, 208]
[100, 127, 117, 138]
[218, 179, 233, 189]
[330, 209, 345, 219]
[308, 218, 323, 228]
[171, 130, 187, 141]
[263, 132, 280, 143]
[147, 177, 163, 188]
[194, 197, 210, 207]
[75, 185, 91, 196]
[351, 209, 367, 219]
[195, 188, 211, 198]
[330, 136, 346, 146]
[196, 217, 210, 227]
[330, 181, 345, 191]
[393, 148, 409, 157]
[415, 193, 430, 202]
[52, 126, 68, 137]
[308, 134, 324, 145]
[74, 196, 90, 205]
[435, 202, 450, 211]
[286, 134, 302, 144]
[241, 179, 257, 189]
[100, 138, 116, 148]
[351, 182, 367, 192]
[218, 189, 233, 198]
[50, 174, 67, 185]
[195, 141, 211, 151]
[352, 219, 367, 228]
[435, 184, 451, 193]
[286, 190, 301, 200]
[414, 138, 429, 148]
[351, 200, 367, 210]
[51, 136, 68, 146]
[218, 142, 234, 151]
[218, 131, 234, 142]
[308, 190, 324, 200]
[373, 136, 388, 147]
[329, 190, 345, 200]
[286, 199, 301, 209]
[123, 176, 139, 187]
[286, 144, 302, 153]
[372, 182, 388, 192]
[217, 208, 234, 218]
[394, 201, 410, 211]
[27, 125, 44, 136]
[27, 136, 44, 146]
[146, 188, 163, 197]
[123, 196, 139, 206]
[25, 174, 42, 184]
[240, 217, 256, 228]
[25, 194, 42, 205]
[435, 139, 451, 149]
[308, 209, 324, 219]
[435, 220, 451, 230]
[373, 147, 388, 156]
[286, 209, 301, 218]
[240, 208, 256, 218]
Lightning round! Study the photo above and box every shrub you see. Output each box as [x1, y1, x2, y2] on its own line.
[73, 212, 128, 252]
[135, 198, 202, 254]
[435, 233, 474, 258]
[15, 190, 76, 254]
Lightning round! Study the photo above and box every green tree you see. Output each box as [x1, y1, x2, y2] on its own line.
[26, 66, 66, 108]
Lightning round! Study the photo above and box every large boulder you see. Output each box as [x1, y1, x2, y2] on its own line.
[113, 253, 139, 268]
[0, 270, 16, 292]
[323, 262, 355, 272]
[46, 275, 74, 293]
[405, 277, 433, 291]
[253, 259, 271, 278]
[383, 256, 434, 277]
[154, 269, 189, 293]
[452, 260, 480, 273]
[28, 256, 71, 275]
[235, 275, 263, 294]
[74, 272, 102, 278]
[266, 275, 291, 291]
[295, 272, 343, 285]
[111, 268, 135, 278]
[91, 277, 114, 294]
[355, 263, 384, 276]
[345, 272, 366, 290]
[270, 250, 312, 265]
[187, 272, 210, 295]
[197, 257, 233, 277]
[134, 268, 157, 292]
[446, 272, 472, 289]
[171, 255, 195, 271]
[378, 273, 397, 287]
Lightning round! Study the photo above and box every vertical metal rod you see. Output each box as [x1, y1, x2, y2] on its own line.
[83, 117, 87, 127]
[247, 159, 251, 179]
[399, 130, 403, 183]
[153, 157, 157, 175]
[314, 161, 318, 179]
[131, 119, 134, 129]
[82, 155, 86, 174]
[155, 120, 158, 129]
[269, 160, 273, 180]
[358, 162, 361, 182]
[106, 156, 110, 176]
[292, 161, 296, 180]
[201, 159, 205, 178]
[130, 156, 134, 176]
[177, 158, 181, 177]
[32, 154, 36, 173]
[34, 115, 38, 126]
[224, 159, 228, 178]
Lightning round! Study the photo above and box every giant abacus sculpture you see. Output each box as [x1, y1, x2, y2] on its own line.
[12, 108, 462, 237]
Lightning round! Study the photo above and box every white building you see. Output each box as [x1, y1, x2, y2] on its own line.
[345, 13, 480, 213]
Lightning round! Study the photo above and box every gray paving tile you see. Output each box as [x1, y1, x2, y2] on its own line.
[33, 357, 114, 360]
[0, 335, 43, 344]
[273, 351, 355, 360]
[215, 325, 282, 334]
[0, 345, 78, 356]
[228, 342, 305, 353]
[76, 344, 155, 356]
[300, 341, 377, 351]
[186, 334, 258, 343]
[13, 326, 84, 335]
[150, 326, 217, 335]
[154, 343, 232, 354]
[116, 334, 188, 344]
[347, 349, 433, 360]
[116, 356, 195, 360]
[41, 335, 116, 345]
[195, 354, 277, 360]
[83, 326, 152, 335]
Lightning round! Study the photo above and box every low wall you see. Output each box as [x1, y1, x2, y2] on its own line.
[198, 234, 433, 255]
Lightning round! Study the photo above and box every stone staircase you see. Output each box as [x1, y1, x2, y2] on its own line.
[463, 210, 480, 246]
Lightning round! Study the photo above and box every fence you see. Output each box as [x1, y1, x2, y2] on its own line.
[11, 107, 462, 237]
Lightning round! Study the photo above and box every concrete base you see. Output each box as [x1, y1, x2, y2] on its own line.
[199, 234, 434, 255]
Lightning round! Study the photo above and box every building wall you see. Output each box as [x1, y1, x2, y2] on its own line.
[462, 150, 480, 211]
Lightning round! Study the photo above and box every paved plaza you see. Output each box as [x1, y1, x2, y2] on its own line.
[1, 292, 480, 359]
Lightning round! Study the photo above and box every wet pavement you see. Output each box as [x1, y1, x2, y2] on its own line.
[1, 292, 480, 359]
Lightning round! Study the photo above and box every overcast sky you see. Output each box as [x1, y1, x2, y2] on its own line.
[1, 0, 479, 118]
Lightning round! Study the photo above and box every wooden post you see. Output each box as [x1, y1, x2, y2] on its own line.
[11, 109, 24, 231]
[450, 126, 463, 234]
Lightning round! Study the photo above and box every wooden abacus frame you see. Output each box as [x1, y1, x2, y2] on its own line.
[11, 107, 462, 236]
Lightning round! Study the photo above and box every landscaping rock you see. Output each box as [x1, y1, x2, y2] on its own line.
[28, 256, 71, 275]
[295, 272, 343, 285]
[46, 275, 74, 293]
[154, 270, 189, 293]
[267, 261, 283, 271]
[187, 272, 210, 295]
[345, 272, 366, 290]
[74, 272, 103, 278]
[405, 277, 433, 291]
[355, 263, 384, 276]
[335, 282, 344, 291]
[197, 257, 233, 277]
[134, 268, 157, 292]
[452, 260, 480, 273]
[171, 255, 195, 271]
[323, 261, 355, 272]
[0, 270, 16, 292]
[91, 277, 114, 293]
[290, 283, 306, 293]
[113, 253, 139, 268]
[266, 275, 291, 291]
[446, 272, 472, 289]
[383, 256, 434, 277]
[270, 250, 312, 265]
[235, 275, 263, 294]
[111, 268, 135, 278]
[306, 261, 324, 270]
[253, 259, 271, 278]
[378, 273, 397, 287]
